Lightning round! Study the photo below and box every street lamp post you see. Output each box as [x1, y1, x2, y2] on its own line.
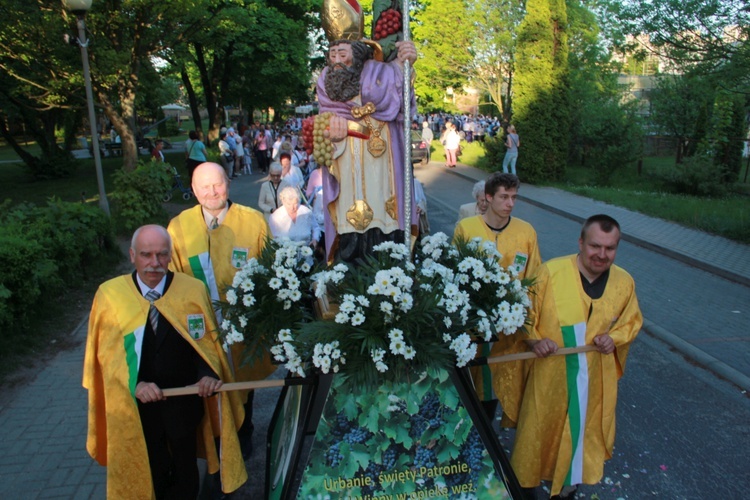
[62, 0, 110, 215]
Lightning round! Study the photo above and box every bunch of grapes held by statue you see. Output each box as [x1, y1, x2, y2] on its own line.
[373, 9, 402, 40]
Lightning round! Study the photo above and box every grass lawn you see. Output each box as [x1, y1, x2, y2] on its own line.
[0, 151, 193, 208]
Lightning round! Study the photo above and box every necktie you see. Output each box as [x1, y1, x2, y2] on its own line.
[145, 289, 161, 334]
[211, 217, 219, 230]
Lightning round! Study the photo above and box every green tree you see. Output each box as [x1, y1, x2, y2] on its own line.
[0, 1, 83, 177]
[512, 0, 570, 182]
[649, 74, 713, 164]
[698, 91, 747, 184]
[411, 0, 474, 112]
[607, 0, 750, 91]
[465, 0, 525, 118]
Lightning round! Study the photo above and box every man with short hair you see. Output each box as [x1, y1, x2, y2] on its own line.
[421, 120, 434, 145]
[167, 163, 274, 458]
[454, 172, 541, 425]
[512, 214, 642, 499]
[84, 225, 246, 499]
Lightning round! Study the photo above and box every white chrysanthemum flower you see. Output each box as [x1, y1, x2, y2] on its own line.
[375, 361, 389, 373]
[238, 315, 248, 328]
[403, 345, 416, 360]
[335, 312, 349, 324]
[356, 295, 370, 307]
[388, 328, 404, 341]
[240, 279, 255, 292]
[221, 319, 231, 330]
[268, 277, 282, 290]
[350, 312, 366, 326]
[443, 316, 452, 328]
[371, 348, 386, 362]
[278, 329, 293, 341]
[225, 289, 238, 305]
[390, 338, 406, 355]
[242, 294, 256, 307]
[283, 300, 292, 310]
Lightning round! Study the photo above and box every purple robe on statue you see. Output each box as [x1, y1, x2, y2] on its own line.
[317, 58, 418, 260]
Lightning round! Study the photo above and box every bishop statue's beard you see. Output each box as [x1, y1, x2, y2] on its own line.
[324, 63, 362, 103]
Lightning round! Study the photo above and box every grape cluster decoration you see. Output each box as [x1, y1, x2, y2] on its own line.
[302, 112, 335, 167]
[374, 8, 402, 41]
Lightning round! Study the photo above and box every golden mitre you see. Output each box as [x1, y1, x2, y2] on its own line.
[322, 0, 383, 61]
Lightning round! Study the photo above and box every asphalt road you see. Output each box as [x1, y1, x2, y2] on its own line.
[223, 165, 750, 499]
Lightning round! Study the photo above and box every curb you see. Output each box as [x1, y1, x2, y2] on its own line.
[642, 319, 750, 392]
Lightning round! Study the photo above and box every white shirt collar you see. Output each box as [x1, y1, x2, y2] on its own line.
[136, 273, 167, 298]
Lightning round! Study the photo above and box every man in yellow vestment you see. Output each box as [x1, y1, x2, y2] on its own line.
[511, 214, 642, 499]
[453, 172, 541, 426]
[168, 162, 274, 457]
[83, 225, 246, 499]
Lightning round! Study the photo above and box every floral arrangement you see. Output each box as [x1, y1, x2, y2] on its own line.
[218, 232, 533, 386]
[218, 237, 315, 367]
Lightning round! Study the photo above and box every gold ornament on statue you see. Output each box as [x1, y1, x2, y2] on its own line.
[322, 0, 383, 61]
[322, 0, 364, 42]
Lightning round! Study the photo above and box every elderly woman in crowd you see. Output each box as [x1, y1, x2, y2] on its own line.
[456, 180, 488, 225]
[279, 151, 305, 191]
[258, 163, 288, 220]
[269, 186, 315, 245]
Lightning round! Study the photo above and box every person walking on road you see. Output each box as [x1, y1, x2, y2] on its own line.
[454, 173, 542, 424]
[502, 125, 520, 175]
[442, 122, 461, 168]
[511, 214, 642, 499]
[167, 163, 274, 460]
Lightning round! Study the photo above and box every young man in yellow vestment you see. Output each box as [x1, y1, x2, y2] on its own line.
[512, 214, 642, 499]
[168, 162, 274, 458]
[453, 172, 541, 426]
[83, 225, 246, 499]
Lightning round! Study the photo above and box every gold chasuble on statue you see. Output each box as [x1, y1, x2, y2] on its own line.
[510, 255, 642, 496]
[329, 96, 400, 237]
[168, 204, 276, 386]
[83, 273, 247, 498]
[454, 215, 541, 425]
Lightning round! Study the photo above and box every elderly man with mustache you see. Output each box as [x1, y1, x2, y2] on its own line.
[83, 224, 246, 499]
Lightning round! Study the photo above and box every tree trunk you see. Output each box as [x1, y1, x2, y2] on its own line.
[181, 66, 204, 136]
[0, 117, 40, 170]
[194, 43, 217, 143]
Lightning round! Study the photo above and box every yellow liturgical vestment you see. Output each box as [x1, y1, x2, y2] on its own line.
[168, 203, 276, 387]
[454, 215, 541, 426]
[510, 255, 642, 495]
[83, 273, 247, 498]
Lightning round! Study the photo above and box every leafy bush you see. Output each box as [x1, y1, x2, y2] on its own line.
[0, 199, 119, 337]
[657, 154, 730, 197]
[110, 160, 172, 233]
[0, 229, 60, 333]
[480, 136, 506, 171]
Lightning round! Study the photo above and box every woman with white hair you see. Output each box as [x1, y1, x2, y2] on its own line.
[258, 163, 288, 220]
[269, 186, 314, 245]
[457, 180, 488, 225]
